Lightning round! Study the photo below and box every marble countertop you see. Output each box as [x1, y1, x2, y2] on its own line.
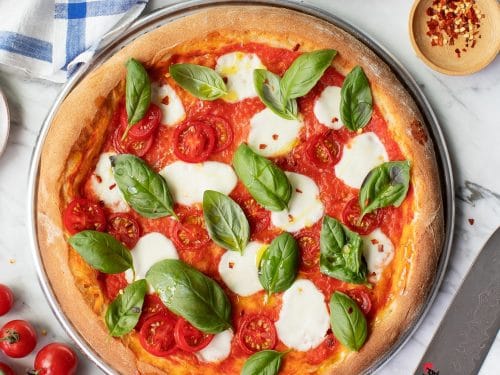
[0, 0, 499, 373]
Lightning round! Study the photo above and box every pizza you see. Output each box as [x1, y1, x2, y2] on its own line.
[35, 6, 444, 375]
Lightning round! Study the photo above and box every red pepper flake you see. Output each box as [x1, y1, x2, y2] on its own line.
[378, 244, 385, 253]
[109, 183, 116, 190]
[288, 214, 294, 222]
[161, 96, 170, 105]
[331, 117, 339, 123]
[295, 188, 303, 193]
[95, 174, 103, 183]
[259, 144, 267, 150]
[228, 261, 235, 269]
[293, 43, 301, 52]
[347, 307, 353, 314]
[468, 218, 475, 225]
[272, 134, 279, 140]
[371, 239, 379, 245]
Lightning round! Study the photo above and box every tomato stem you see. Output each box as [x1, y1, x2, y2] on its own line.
[121, 124, 132, 141]
[0, 329, 20, 344]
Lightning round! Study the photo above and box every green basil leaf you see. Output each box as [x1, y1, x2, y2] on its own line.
[340, 65, 373, 131]
[169, 63, 227, 100]
[68, 230, 132, 274]
[253, 69, 298, 120]
[359, 161, 411, 217]
[125, 58, 151, 126]
[280, 49, 337, 100]
[258, 233, 299, 295]
[232, 144, 292, 212]
[241, 350, 285, 375]
[329, 291, 367, 351]
[105, 279, 147, 337]
[319, 216, 367, 284]
[110, 154, 176, 219]
[146, 259, 231, 334]
[203, 190, 250, 253]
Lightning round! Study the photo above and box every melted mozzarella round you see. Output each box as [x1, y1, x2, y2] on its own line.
[159, 161, 237, 205]
[215, 52, 265, 102]
[151, 83, 185, 126]
[335, 132, 389, 188]
[90, 152, 128, 212]
[248, 108, 303, 157]
[362, 228, 395, 283]
[271, 172, 324, 232]
[196, 329, 234, 363]
[275, 279, 330, 351]
[218, 241, 266, 297]
[313, 86, 343, 129]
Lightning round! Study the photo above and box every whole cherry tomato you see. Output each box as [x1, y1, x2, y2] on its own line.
[0, 320, 37, 358]
[0, 284, 14, 316]
[32, 343, 78, 375]
[0, 362, 15, 375]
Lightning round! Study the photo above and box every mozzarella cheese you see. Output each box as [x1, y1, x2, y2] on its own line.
[271, 172, 324, 232]
[90, 152, 128, 212]
[218, 241, 266, 297]
[196, 329, 234, 363]
[335, 132, 389, 188]
[159, 161, 237, 205]
[362, 228, 395, 282]
[215, 52, 265, 102]
[124, 232, 179, 292]
[151, 83, 185, 126]
[313, 86, 343, 129]
[248, 108, 303, 157]
[275, 279, 330, 351]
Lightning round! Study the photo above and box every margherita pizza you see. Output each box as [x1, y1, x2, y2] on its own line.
[35, 6, 444, 375]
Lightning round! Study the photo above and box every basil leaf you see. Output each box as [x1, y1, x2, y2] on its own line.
[340, 66, 373, 131]
[68, 230, 132, 274]
[253, 69, 298, 120]
[280, 49, 337, 100]
[259, 233, 299, 295]
[169, 63, 227, 100]
[319, 216, 367, 284]
[203, 190, 250, 253]
[105, 279, 147, 337]
[146, 259, 231, 334]
[359, 161, 411, 218]
[241, 350, 285, 375]
[125, 58, 151, 126]
[110, 154, 176, 219]
[329, 291, 367, 351]
[232, 144, 292, 212]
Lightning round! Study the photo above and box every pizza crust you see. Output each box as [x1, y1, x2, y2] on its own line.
[36, 5, 443, 374]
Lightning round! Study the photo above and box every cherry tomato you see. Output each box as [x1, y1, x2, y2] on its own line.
[139, 314, 177, 357]
[99, 273, 128, 301]
[306, 333, 336, 365]
[173, 120, 216, 163]
[107, 213, 141, 248]
[113, 125, 154, 157]
[0, 362, 14, 375]
[295, 230, 320, 273]
[197, 115, 233, 153]
[342, 197, 382, 235]
[126, 104, 161, 140]
[62, 198, 106, 235]
[33, 343, 78, 375]
[0, 284, 14, 316]
[306, 131, 342, 168]
[137, 294, 173, 330]
[237, 315, 277, 354]
[347, 289, 372, 315]
[238, 197, 270, 234]
[0, 320, 37, 358]
[171, 207, 210, 251]
[174, 318, 214, 352]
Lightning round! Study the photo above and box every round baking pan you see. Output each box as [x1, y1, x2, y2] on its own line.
[27, 1, 455, 374]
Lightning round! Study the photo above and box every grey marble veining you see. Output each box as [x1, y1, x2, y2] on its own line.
[0, 0, 499, 373]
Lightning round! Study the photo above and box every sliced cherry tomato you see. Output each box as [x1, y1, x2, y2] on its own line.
[0, 320, 37, 358]
[113, 125, 155, 157]
[306, 333, 336, 365]
[238, 197, 270, 234]
[173, 120, 216, 163]
[171, 207, 210, 251]
[306, 131, 342, 168]
[137, 294, 173, 330]
[174, 318, 214, 352]
[0, 284, 14, 316]
[107, 213, 141, 248]
[126, 104, 162, 140]
[342, 197, 382, 235]
[295, 230, 320, 273]
[33, 343, 78, 375]
[347, 289, 372, 315]
[139, 314, 177, 357]
[197, 115, 233, 153]
[62, 198, 106, 235]
[0, 362, 14, 375]
[237, 315, 277, 354]
[99, 273, 128, 301]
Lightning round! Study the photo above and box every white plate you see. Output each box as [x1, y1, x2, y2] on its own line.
[0, 88, 9, 157]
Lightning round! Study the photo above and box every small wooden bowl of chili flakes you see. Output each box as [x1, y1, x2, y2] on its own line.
[409, 0, 500, 75]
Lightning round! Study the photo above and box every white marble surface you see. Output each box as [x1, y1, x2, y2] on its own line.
[0, 0, 499, 373]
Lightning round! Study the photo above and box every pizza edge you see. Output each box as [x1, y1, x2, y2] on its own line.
[35, 6, 444, 374]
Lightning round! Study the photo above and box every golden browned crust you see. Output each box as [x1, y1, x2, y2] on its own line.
[35, 5, 444, 374]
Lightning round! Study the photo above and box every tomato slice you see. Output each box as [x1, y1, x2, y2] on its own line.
[137, 294, 172, 330]
[127, 104, 162, 140]
[238, 197, 270, 234]
[62, 198, 106, 235]
[171, 207, 210, 251]
[139, 314, 177, 357]
[113, 125, 155, 157]
[237, 315, 277, 354]
[107, 213, 141, 248]
[347, 289, 372, 315]
[342, 197, 382, 235]
[295, 230, 320, 273]
[198, 115, 233, 153]
[174, 318, 214, 352]
[99, 273, 128, 300]
[306, 333, 336, 365]
[306, 131, 342, 168]
[173, 120, 216, 163]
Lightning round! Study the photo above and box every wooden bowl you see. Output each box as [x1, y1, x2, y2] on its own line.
[409, 0, 500, 75]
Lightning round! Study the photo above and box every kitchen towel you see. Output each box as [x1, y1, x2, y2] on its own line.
[0, 0, 148, 82]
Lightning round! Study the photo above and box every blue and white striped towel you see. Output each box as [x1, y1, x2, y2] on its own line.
[0, 0, 148, 82]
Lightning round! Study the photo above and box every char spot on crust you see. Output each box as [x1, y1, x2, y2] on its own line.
[409, 120, 428, 145]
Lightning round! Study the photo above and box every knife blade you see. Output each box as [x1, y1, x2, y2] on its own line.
[416, 227, 500, 375]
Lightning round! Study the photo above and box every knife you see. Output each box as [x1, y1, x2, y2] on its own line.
[416, 227, 500, 375]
